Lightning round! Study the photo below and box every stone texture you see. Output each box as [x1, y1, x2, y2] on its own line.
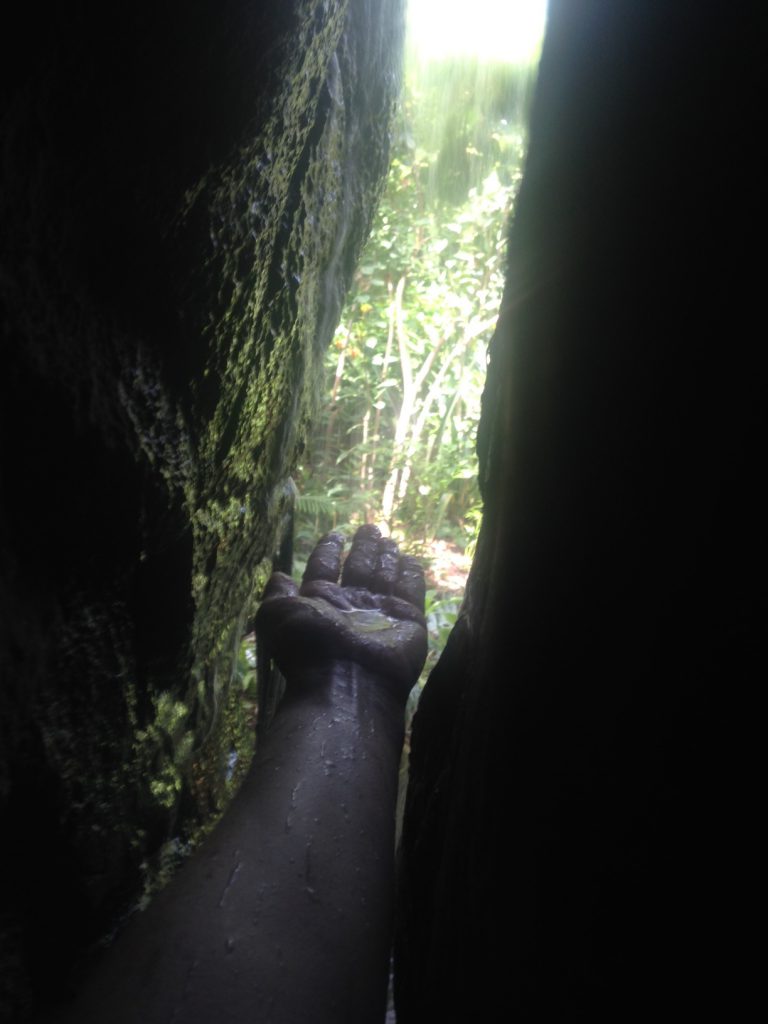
[397, 2, 763, 1019]
[0, 2, 403, 1015]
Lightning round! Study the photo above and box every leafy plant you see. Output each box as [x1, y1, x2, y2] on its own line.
[422, 588, 463, 679]
[295, 59, 532, 570]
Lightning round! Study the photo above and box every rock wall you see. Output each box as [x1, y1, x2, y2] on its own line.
[0, 1, 403, 1015]
[397, 2, 763, 1019]
[3, 1, 763, 1019]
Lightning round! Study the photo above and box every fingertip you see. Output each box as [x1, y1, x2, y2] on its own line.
[372, 537, 399, 594]
[353, 524, 382, 542]
[395, 555, 426, 613]
[255, 574, 298, 639]
[340, 524, 381, 587]
[303, 531, 345, 584]
[262, 572, 299, 601]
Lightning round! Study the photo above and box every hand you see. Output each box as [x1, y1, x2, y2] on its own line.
[255, 525, 428, 699]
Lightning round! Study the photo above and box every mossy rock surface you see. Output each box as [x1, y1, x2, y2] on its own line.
[0, 1, 404, 1014]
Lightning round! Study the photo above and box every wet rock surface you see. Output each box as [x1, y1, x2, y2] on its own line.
[0, 1, 403, 1015]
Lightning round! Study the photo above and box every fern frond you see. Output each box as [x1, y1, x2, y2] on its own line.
[296, 493, 336, 518]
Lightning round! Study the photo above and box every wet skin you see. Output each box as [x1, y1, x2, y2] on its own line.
[257, 524, 427, 700]
[45, 527, 426, 1024]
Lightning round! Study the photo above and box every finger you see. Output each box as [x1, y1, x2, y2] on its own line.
[262, 572, 299, 601]
[340, 524, 381, 587]
[394, 555, 426, 613]
[299, 579, 354, 610]
[371, 537, 399, 594]
[254, 572, 300, 641]
[336, 586, 384, 610]
[254, 593, 340, 664]
[380, 594, 427, 629]
[303, 531, 345, 584]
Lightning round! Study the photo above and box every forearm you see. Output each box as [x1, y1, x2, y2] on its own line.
[50, 661, 407, 1024]
[247, 660, 407, 1021]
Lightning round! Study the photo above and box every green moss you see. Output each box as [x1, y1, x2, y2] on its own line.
[24, 0, 397, 932]
[38, 0, 397, 935]
[1, 4, 404, 1011]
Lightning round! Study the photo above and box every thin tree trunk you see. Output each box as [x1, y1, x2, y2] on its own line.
[390, 315, 497, 517]
[323, 346, 346, 468]
[381, 276, 413, 525]
[370, 278, 396, 485]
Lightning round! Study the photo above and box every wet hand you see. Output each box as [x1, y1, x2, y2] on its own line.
[255, 525, 428, 698]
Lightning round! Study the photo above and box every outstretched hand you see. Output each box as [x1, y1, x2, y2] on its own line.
[255, 525, 428, 700]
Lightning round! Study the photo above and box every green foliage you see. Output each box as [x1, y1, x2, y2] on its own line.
[296, 58, 530, 573]
[233, 633, 258, 694]
[422, 589, 463, 679]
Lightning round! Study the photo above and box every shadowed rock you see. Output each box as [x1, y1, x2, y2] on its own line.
[0, 1, 404, 1013]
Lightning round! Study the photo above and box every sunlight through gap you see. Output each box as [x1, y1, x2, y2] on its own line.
[295, 0, 548, 684]
[407, 0, 548, 64]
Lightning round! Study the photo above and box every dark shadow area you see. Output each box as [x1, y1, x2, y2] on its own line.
[396, 2, 762, 1019]
[1, 1, 762, 1021]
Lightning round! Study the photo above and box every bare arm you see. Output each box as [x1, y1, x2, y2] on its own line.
[48, 527, 426, 1024]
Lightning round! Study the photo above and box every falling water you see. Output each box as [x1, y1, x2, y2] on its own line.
[379, 0, 547, 584]
[405, 0, 547, 208]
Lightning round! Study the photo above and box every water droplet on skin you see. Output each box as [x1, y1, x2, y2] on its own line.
[226, 937, 235, 954]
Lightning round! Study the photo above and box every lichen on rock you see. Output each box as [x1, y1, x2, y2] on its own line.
[0, 0, 405, 1012]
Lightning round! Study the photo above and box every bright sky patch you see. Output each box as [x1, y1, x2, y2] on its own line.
[407, 0, 548, 63]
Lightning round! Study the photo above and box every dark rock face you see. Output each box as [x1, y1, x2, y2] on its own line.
[0, 1, 403, 1014]
[2, 1, 762, 1019]
[397, 2, 762, 1019]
